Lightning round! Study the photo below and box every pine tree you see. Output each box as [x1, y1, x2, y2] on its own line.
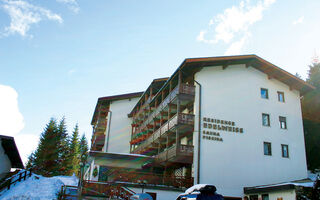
[26, 151, 35, 170]
[303, 62, 320, 122]
[57, 117, 70, 175]
[295, 72, 302, 79]
[33, 118, 60, 176]
[79, 134, 89, 166]
[68, 124, 81, 176]
[302, 62, 320, 171]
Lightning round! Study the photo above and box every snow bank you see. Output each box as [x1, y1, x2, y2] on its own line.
[54, 175, 78, 186]
[0, 174, 78, 200]
[308, 171, 320, 182]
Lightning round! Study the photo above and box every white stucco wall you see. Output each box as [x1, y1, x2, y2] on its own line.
[128, 187, 181, 200]
[104, 97, 140, 153]
[0, 139, 12, 179]
[89, 159, 99, 181]
[193, 64, 308, 197]
[268, 189, 296, 200]
[246, 189, 296, 200]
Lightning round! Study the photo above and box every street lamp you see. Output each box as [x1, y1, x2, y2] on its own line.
[137, 180, 148, 193]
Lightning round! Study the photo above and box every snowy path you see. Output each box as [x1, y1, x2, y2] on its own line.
[0, 174, 78, 200]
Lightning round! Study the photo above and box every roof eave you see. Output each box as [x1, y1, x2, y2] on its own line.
[91, 92, 144, 125]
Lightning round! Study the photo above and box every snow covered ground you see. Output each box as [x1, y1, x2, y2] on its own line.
[0, 174, 78, 200]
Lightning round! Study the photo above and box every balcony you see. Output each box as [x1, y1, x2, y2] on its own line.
[155, 144, 194, 164]
[91, 135, 105, 151]
[132, 83, 195, 137]
[94, 118, 107, 132]
[132, 113, 194, 154]
[110, 171, 194, 189]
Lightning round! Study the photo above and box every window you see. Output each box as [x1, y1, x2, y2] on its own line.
[261, 88, 269, 99]
[262, 194, 269, 200]
[264, 142, 272, 156]
[262, 113, 270, 126]
[278, 91, 285, 102]
[282, 144, 289, 158]
[249, 195, 258, 200]
[279, 116, 287, 129]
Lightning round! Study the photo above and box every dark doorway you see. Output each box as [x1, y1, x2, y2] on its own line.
[146, 192, 157, 200]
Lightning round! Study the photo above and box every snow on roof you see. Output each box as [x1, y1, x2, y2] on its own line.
[252, 181, 314, 189]
[0, 174, 78, 200]
[308, 171, 320, 182]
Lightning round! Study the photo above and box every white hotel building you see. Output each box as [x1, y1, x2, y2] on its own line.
[84, 55, 314, 200]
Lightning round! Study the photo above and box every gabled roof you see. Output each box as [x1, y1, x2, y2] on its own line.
[91, 92, 143, 125]
[156, 55, 314, 99]
[0, 135, 24, 169]
[181, 54, 315, 95]
[128, 55, 314, 117]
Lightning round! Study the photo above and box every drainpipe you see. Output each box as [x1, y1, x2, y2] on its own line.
[105, 110, 112, 152]
[180, 68, 202, 184]
[194, 80, 202, 184]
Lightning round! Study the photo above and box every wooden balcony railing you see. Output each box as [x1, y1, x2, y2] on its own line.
[110, 171, 194, 189]
[132, 113, 194, 153]
[91, 135, 105, 151]
[155, 144, 194, 164]
[82, 180, 135, 199]
[94, 119, 107, 132]
[132, 83, 195, 136]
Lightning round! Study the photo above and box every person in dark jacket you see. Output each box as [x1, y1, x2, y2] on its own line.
[196, 185, 224, 200]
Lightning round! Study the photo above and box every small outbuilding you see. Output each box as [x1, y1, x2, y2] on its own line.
[0, 135, 24, 179]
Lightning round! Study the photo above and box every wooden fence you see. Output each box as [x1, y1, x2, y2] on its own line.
[0, 169, 32, 192]
[58, 185, 79, 200]
[81, 180, 136, 199]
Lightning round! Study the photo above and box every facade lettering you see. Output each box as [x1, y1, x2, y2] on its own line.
[202, 116, 245, 143]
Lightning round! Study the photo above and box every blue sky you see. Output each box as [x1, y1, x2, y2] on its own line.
[0, 0, 320, 163]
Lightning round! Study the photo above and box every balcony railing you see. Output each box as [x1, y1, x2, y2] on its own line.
[82, 180, 135, 199]
[94, 118, 107, 133]
[132, 113, 194, 153]
[110, 171, 194, 189]
[132, 83, 195, 136]
[91, 135, 105, 151]
[155, 144, 194, 164]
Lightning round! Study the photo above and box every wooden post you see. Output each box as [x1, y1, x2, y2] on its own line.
[178, 70, 182, 85]
[166, 135, 169, 150]
[130, 124, 134, 152]
[168, 103, 171, 124]
[18, 172, 22, 182]
[176, 98, 181, 149]
[7, 178, 11, 190]
[161, 90, 164, 106]
[153, 118, 156, 150]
